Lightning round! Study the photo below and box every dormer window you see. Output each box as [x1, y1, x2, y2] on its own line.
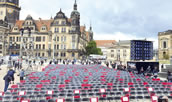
[55, 21, 59, 25]
[14, 27, 18, 31]
[61, 21, 66, 25]
[41, 26, 46, 31]
[26, 21, 32, 25]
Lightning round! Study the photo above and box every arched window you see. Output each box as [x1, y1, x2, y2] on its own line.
[163, 41, 167, 48]
[163, 52, 166, 58]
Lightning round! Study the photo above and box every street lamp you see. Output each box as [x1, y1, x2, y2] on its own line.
[19, 27, 34, 71]
[20, 28, 24, 58]
[8, 41, 13, 69]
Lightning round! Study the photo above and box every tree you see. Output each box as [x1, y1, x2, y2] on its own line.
[85, 41, 103, 56]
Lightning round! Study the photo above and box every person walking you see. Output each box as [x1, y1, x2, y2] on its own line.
[153, 67, 159, 79]
[3, 68, 15, 92]
[20, 69, 25, 81]
[140, 67, 145, 76]
[106, 62, 109, 67]
[167, 71, 172, 82]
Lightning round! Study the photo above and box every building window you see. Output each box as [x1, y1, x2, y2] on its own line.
[61, 44, 63, 49]
[64, 44, 66, 49]
[42, 53, 45, 57]
[111, 50, 114, 52]
[9, 37, 12, 41]
[0, 45, 2, 49]
[55, 28, 59, 33]
[14, 27, 18, 30]
[43, 37, 45, 41]
[38, 53, 40, 57]
[56, 53, 59, 56]
[57, 44, 59, 49]
[163, 41, 167, 48]
[64, 36, 66, 42]
[111, 54, 114, 58]
[72, 53, 75, 57]
[61, 36, 63, 42]
[29, 44, 32, 49]
[55, 21, 59, 25]
[54, 45, 56, 50]
[36, 44, 38, 49]
[61, 52, 66, 57]
[39, 44, 41, 49]
[61, 21, 66, 25]
[13, 37, 15, 41]
[42, 27, 46, 31]
[43, 44, 45, 49]
[36, 37, 41, 42]
[163, 52, 166, 58]
[16, 37, 19, 42]
[19, 37, 21, 42]
[57, 36, 59, 41]
[62, 28, 66, 33]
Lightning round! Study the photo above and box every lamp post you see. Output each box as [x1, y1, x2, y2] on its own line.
[20, 28, 24, 59]
[8, 41, 12, 68]
[53, 38, 55, 60]
[19, 27, 33, 71]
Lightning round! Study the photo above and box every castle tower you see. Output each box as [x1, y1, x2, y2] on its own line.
[0, 0, 21, 28]
[70, 0, 80, 34]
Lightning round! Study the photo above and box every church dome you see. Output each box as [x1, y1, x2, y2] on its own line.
[71, 10, 80, 17]
[54, 9, 67, 19]
[25, 15, 33, 20]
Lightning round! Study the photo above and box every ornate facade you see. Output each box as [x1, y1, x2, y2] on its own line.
[7, 1, 93, 59]
[0, 20, 8, 56]
[158, 30, 172, 60]
[0, 0, 20, 28]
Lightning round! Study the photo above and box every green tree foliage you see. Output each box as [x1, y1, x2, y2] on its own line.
[85, 41, 103, 55]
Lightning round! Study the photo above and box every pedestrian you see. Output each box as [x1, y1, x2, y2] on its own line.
[3, 68, 15, 92]
[140, 67, 144, 76]
[153, 67, 159, 79]
[63, 60, 65, 65]
[161, 64, 164, 69]
[167, 71, 172, 82]
[106, 62, 109, 67]
[20, 69, 25, 81]
[49, 60, 52, 64]
[33, 60, 36, 64]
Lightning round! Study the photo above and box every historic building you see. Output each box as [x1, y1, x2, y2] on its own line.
[0, 0, 20, 28]
[0, 20, 8, 56]
[95, 40, 116, 58]
[107, 40, 154, 65]
[7, 0, 93, 59]
[107, 40, 130, 64]
[158, 30, 172, 60]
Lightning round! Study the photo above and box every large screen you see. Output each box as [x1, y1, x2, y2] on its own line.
[131, 40, 153, 60]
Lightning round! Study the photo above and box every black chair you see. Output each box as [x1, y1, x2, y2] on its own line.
[39, 100, 47, 102]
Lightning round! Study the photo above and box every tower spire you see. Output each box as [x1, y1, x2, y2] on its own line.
[90, 20, 92, 31]
[74, 0, 77, 10]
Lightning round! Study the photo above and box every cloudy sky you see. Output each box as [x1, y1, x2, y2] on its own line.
[20, 0, 172, 49]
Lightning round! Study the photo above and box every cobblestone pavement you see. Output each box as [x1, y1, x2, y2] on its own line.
[0, 61, 48, 91]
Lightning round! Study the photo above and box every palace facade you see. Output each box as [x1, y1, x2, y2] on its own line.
[0, 0, 93, 59]
[158, 30, 172, 60]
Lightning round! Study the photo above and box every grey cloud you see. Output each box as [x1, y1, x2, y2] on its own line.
[20, 0, 172, 39]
